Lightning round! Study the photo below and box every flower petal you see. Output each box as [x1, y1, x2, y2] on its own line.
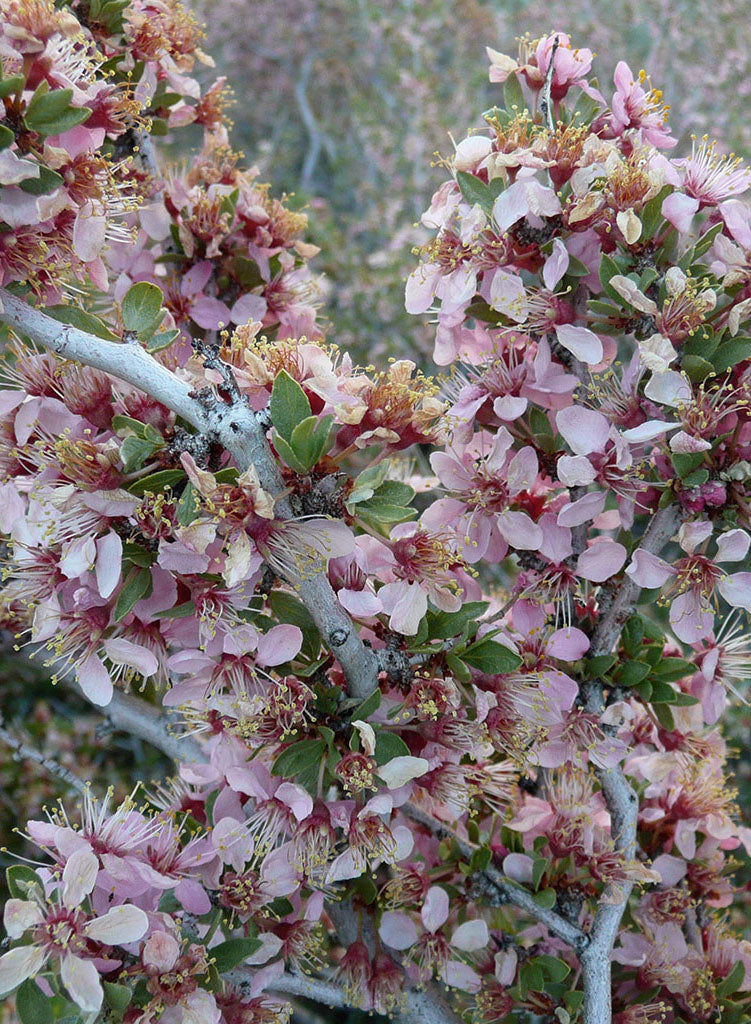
[85, 904, 148, 945]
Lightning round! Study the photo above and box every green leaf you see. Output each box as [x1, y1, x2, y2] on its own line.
[46, 304, 118, 341]
[681, 353, 714, 383]
[120, 435, 161, 472]
[176, 482, 200, 526]
[652, 657, 698, 682]
[287, 414, 335, 471]
[114, 567, 153, 622]
[533, 887, 557, 909]
[536, 954, 570, 983]
[427, 602, 489, 640]
[103, 981, 132, 1014]
[532, 856, 547, 891]
[122, 541, 154, 568]
[717, 961, 746, 998]
[24, 82, 91, 136]
[121, 281, 165, 334]
[6, 865, 43, 900]
[456, 170, 504, 216]
[273, 433, 309, 474]
[0, 75, 24, 100]
[641, 184, 672, 239]
[692, 221, 724, 259]
[712, 338, 751, 374]
[599, 253, 627, 304]
[0, 123, 13, 149]
[503, 73, 525, 113]
[146, 329, 180, 353]
[16, 979, 53, 1024]
[586, 653, 616, 677]
[671, 451, 706, 479]
[683, 468, 709, 488]
[270, 369, 311, 441]
[351, 688, 382, 721]
[19, 164, 63, 195]
[271, 739, 326, 778]
[617, 661, 651, 687]
[373, 729, 411, 766]
[210, 937, 263, 973]
[127, 468, 184, 496]
[445, 651, 472, 682]
[462, 638, 522, 674]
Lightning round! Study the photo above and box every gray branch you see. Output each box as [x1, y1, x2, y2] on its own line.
[0, 290, 379, 700]
[0, 720, 87, 795]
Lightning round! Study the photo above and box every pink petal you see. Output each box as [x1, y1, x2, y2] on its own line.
[576, 540, 627, 582]
[0, 947, 47, 996]
[715, 530, 751, 563]
[670, 590, 714, 643]
[61, 953, 102, 1013]
[77, 655, 113, 706]
[543, 238, 570, 290]
[255, 624, 303, 666]
[555, 324, 603, 365]
[95, 532, 122, 599]
[190, 295, 231, 330]
[718, 572, 751, 613]
[662, 193, 700, 233]
[451, 919, 489, 951]
[557, 491, 606, 527]
[231, 292, 268, 324]
[422, 885, 449, 933]
[625, 549, 673, 589]
[180, 260, 213, 297]
[85, 905, 148, 944]
[546, 627, 590, 660]
[379, 911, 418, 950]
[556, 406, 610, 455]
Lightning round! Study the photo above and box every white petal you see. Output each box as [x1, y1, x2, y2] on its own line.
[85, 904, 148, 945]
[62, 848, 99, 908]
[378, 756, 430, 789]
[451, 918, 489, 951]
[0, 946, 46, 995]
[61, 953, 103, 1013]
[3, 900, 43, 939]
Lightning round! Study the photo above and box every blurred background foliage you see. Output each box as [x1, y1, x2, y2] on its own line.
[4, 1, 751, 1020]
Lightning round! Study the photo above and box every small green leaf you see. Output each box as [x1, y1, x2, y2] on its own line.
[536, 954, 571, 983]
[122, 541, 154, 568]
[271, 739, 326, 778]
[456, 170, 503, 216]
[210, 937, 263, 973]
[16, 979, 53, 1024]
[503, 73, 525, 113]
[114, 567, 153, 622]
[25, 81, 91, 136]
[652, 657, 698, 682]
[176, 482, 199, 526]
[713, 338, 751, 374]
[273, 433, 310, 474]
[373, 729, 411, 766]
[0, 75, 24, 100]
[617, 661, 651, 687]
[127, 468, 184, 496]
[351, 688, 382, 721]
[103, 981, 132, 1014]
[681, 353, 714, 383]
[146, 329, 180, 353]
[270, 369, 311, 442]
[427, 602, 490, 640]
[121, 281, 165, 334]
[586, 653, 616, 678]
[462, 638, 522, 674]
[120, 435, 161, 472]
[6, 865, 43, 900]
[717, 961, 746, 998]
[671, 451, 706, 479]
[46, 304, 118, 341]
[533, 887, 557, 909]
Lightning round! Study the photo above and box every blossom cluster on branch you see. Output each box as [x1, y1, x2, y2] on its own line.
[1, 11, 751, 1024]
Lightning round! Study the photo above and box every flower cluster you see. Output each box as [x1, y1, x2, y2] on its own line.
[2, 20, 751, 1024]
